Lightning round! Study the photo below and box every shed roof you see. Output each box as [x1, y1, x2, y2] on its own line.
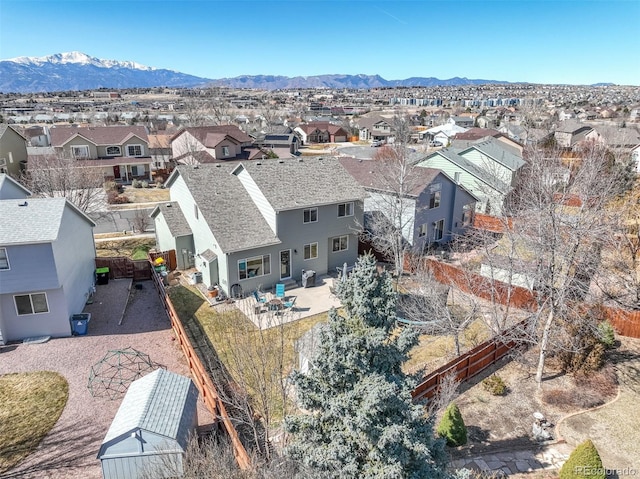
[99, 369, 198, 455]
[0, 197, 95, 245]
[150, 202, 192, 238]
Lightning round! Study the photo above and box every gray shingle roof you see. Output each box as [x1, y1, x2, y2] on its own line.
[49, 125, 149, 147]
[151, 202, 192, 237]
[460, 137, 525, 171]
[99, 369, 198, 454]
[0, 197, 68, 244]
[173, 163, 281, 253]
[240, 157, 365, 211]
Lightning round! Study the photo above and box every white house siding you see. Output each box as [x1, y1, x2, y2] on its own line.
[234, 166, 277, 233]
[51, 206, 96, 320]
[0, 287, 70, 341]
[172, 132, 206, 158]
[364, 192, 416, 245]
[169, 175, 225, 288]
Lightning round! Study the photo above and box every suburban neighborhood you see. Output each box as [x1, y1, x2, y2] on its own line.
[1, 23, 640, 478]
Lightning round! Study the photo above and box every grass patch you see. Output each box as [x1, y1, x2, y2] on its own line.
[0, 371, 69, 474]
[168, 285, 327, 421]
[96, 238, 155, 259]
[121, 185, 170, 203]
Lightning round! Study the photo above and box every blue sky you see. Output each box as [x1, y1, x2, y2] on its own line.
[1, 0, 639, 85]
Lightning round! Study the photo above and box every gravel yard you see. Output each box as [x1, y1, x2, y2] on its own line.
[0, 278, 213, 479]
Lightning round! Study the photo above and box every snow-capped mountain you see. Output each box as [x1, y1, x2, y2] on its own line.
[0, 51, 510, 93]
[6, 51, 155, 71]
[0, 52, 210, 93]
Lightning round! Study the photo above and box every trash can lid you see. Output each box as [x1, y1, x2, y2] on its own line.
[96, 267, 109, 273]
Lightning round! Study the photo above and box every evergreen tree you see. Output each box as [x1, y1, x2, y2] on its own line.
[284, 253, 449, 479]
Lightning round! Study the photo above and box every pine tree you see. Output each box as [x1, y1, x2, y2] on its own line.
[284, 253, 449, 479]
[436, 402, 467, 447]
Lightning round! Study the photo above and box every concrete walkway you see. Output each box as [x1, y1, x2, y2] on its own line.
[450, 442, 572, 476]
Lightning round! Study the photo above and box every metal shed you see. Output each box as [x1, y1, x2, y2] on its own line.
[97, 369, 199, 479]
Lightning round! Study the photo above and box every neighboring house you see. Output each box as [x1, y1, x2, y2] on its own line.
[553, 120, 597, 149]
[147, 133, 173, 170]
[98, 368, 199, 479]
[252, 129, 301, 157]
[294, 122, 349, 144]
[451, 116, 476, 128]
[0, 174, 96, 343]
[456, 137, 526, 188]
[21, 125, 50, 147]
[353, 116, 395, 142]
[0, 124, 29, 177]
[152, 158, 364, 296]
[426, 119, 468, 146]
[417, 148, 511, 214]
[170, 125, 255, 164]
[45, 125, 152, 182]
[339, 158, 477, 251]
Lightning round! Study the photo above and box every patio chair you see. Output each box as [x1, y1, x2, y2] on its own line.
[283, 296, 296, 311]
[253, 290, 267, 304]
[275, 283, 285, 300]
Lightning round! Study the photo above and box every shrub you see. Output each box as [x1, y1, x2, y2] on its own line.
[141, 180, 149, 188]
[559, 439, 604, 479]
[132, 179, 142, 188]
[482, 374, 507, 396]
[103, 181, 117, 192]
[106, 193, 130, 205]
[597, 321, 616, 349]
[437, 402, 467, 447]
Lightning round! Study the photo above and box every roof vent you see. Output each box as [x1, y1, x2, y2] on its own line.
[278, 159, 284, 164]
[18, 201, 28, 207]
[298, 158, 304, 162]
[215, 163, 221, 167]
[165, 203, 172, 207]
[256, 161, 262, 165]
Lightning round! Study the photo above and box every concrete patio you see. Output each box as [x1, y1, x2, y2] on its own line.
[234, 274, 342, 330]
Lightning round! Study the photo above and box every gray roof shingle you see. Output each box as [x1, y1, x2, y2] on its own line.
[460, 137, 525, 171]
[151, 202, 192, 238]
[0, 197, 68, 244]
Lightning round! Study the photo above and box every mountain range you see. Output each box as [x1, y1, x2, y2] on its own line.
[0, 51, 510, 93]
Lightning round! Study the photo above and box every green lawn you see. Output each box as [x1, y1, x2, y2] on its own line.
[0, 371, 69, 474]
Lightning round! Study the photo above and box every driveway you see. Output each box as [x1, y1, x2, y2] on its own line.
[0, 279, 212, 479]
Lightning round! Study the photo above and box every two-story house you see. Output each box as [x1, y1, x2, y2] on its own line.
[339, 158, 477, 252]
[46, 125, 153, 183]
[353, 116, 395, 142]
[171, 125, 260, 164]
[0, 125, 28, 178]
[0, 174, 96, 343]
[151, 158, 364, 296]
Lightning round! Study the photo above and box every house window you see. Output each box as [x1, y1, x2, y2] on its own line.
[0, 247, 9, 270]
[304, 242, 318, 260]
[222, 146, 230, 157]
[303, 207, 318, 223]
[238, 255, 271, 280]
[71, 145, 90, 159]
[429, 191, 441, 209]
[332, 235, 349, 252]
[14, 292, 49, 315]
[337, 202, 354, 217]
[127, 144, 143, 157]
[106, 146, 122, 156]
[462, 204, 473, 226]
[418, 224, 427, 238]
[434, 219, 444, 241]
[130, 165, 141, 176]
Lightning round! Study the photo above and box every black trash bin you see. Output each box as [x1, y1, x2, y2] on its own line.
[70, 313, 91, 336]
[302, 269, 316, 288]
[96, 267, 109, 285]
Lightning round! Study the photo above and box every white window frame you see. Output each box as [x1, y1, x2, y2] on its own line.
[0, 247, 9, 270]
[462, 204, 473, 226]
[434, 219, 445, 241]
[418, 224, 427, 238]
[337, 202, 354, 217]
[303, 207, 318, 224]
[106, 145, 122, 156]
[71, 145, 90, 159]
[331, 235, 349, 253]
[304, 242, 318, 260]
[429, 190, 441, 209]
[127, 144, 144, 157]
[238, 254, 271, 280]
[14, 292, 49, 316]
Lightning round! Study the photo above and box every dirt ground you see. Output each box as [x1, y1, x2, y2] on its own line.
[453, 337, 640, 470]
[0, 279, 214, 479]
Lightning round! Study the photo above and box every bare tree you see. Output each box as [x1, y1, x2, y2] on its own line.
[22, 154, 106, 215]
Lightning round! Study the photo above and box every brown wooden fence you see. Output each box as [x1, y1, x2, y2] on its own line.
[600, 306, 640, 338]
[150, 268, 251, 470]
[412, 319, 529, 402]
[95, 257, 152, 281]
[473, 213, 513, 233]
[149, 249, 177, 271]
